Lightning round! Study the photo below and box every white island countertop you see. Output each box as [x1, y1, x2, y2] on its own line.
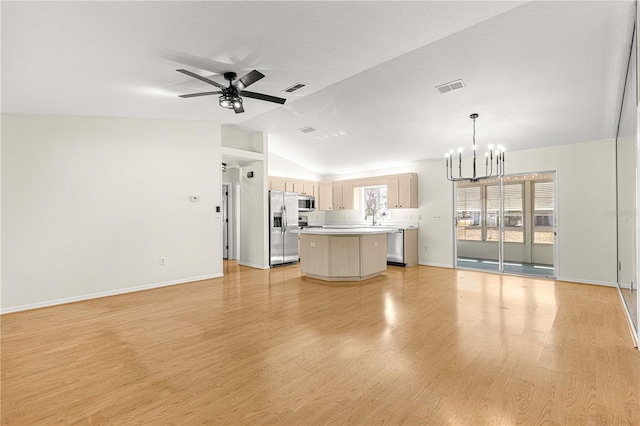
[294, 227, 398, 235]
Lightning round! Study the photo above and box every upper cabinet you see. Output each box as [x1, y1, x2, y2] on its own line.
[269, 177, 286, 191]
[269, 177, 316, 196]
[333, 181, 354, 210]
[295, 181, 317, 197]
[387, 174, 418, 208]
[268, 172, 417, 210]
[318, 182, 333, 210]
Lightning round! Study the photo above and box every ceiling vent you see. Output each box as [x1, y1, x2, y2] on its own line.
[436, 79, 465, 94]
[299, 126, 316, 134]
[283, 83, 307, 93]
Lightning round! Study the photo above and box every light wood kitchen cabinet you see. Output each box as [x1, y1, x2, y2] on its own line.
[269, 177, 286, 191]
[318, 182, 333, 210]
[295, 181, 316, 197]
[269, 173, 417, 210]
[332, 181, 354, 210]
[403, 228, 419, 267]
[387, 173, 418, 208]
[329, 236, 360, 277]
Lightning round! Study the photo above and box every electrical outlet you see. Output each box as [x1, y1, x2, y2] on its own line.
[310, 242, 316, 247]
[190, 195, 200, 202]
[160, 257, 166, 265]
[418, 214, 423, 220]
[374, 241, 378, 246]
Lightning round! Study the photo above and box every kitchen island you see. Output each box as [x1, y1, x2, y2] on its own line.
[296, 227, 394, 281]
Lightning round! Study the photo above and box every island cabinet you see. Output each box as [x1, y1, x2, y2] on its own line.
[299, 230, 388, 281]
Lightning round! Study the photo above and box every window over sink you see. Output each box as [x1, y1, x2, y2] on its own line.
[354, 185, 390, 222]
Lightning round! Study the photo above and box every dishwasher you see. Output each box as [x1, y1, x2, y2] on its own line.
[387, 229, 405, 266]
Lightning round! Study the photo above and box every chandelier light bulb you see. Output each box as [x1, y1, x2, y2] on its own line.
[458, 147, 464, 153]
[488, 144, 494, 150]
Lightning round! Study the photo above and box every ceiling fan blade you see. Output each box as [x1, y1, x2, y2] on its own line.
[179, 91, 222, 98]
[235, 70, 265, 90]
[176, 69, 225, 89]
[240, 90, 286, 104]
[233, 102, 245, 114]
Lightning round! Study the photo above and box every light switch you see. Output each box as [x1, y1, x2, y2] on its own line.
[190, 196, 200, 202]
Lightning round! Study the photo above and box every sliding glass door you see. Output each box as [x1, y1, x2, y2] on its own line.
[455, 172, 556, 278]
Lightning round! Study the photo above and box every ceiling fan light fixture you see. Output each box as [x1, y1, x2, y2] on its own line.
[219, 94, 241, 109]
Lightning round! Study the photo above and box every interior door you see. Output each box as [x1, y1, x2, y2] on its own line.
[222, 184, 229, 260]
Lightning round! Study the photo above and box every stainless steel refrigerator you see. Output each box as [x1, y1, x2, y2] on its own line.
[269, 190, 299, 266]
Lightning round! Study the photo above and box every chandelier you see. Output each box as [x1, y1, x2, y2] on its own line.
[445, 113, 505, 182]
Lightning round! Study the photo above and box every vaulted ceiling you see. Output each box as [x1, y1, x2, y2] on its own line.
[2, 1, 635, 175]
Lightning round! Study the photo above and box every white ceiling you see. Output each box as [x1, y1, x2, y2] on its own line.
[2, 1, 636, 175]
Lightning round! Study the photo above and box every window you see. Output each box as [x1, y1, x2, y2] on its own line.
[533, 181, 554, 244]
[503, 183, 523, 243]
[360, 185, 389, 221]
[457, 186, 482, 240]
[457, 181, 523, 243]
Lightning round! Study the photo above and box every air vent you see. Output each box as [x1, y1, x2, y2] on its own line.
[299, 126, 316, 134]
[283, 83, 307, 93]
[436, 79, 465, 94]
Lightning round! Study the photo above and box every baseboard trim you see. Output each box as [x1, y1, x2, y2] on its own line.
[0, 273, 224, 315]
[555, 276, 617, 287]
[418, 262, 454, 269]
[238, 262, 270, 270]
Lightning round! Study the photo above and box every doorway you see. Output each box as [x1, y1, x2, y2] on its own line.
[455, 172, 557, 278]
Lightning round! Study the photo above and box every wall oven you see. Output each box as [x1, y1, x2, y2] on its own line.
[298, 195, 316, 211]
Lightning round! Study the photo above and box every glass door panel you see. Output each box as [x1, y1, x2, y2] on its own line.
[615, 20, 637, 338]
[456, 182, 499, 272]
[501, 180, 526, 274]
[455, 172, 556, 278]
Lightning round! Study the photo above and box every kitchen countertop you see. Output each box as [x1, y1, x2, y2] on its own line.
[318, 223, 418, 230]
[294, 227, 397, 235]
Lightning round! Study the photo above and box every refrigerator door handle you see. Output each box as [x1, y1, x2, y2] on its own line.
[282, 205, 287, 234]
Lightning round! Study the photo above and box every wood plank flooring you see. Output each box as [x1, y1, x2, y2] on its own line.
[2, 262, 639, 424]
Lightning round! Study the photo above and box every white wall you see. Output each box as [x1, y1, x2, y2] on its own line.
[222, 125, 263, 153]
[268, 152, 324, 181]
[240, 157, 269, 269]
[323, 138, 617, 284]
[2, 114, 223, 312]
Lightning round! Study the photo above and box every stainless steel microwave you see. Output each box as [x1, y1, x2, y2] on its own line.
[298, 195, 316, 211]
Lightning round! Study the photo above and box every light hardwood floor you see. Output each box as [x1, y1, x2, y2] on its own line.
[2, 262, 639, 424]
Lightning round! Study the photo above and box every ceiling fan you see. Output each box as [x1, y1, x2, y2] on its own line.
[176, 69, 286, 114]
